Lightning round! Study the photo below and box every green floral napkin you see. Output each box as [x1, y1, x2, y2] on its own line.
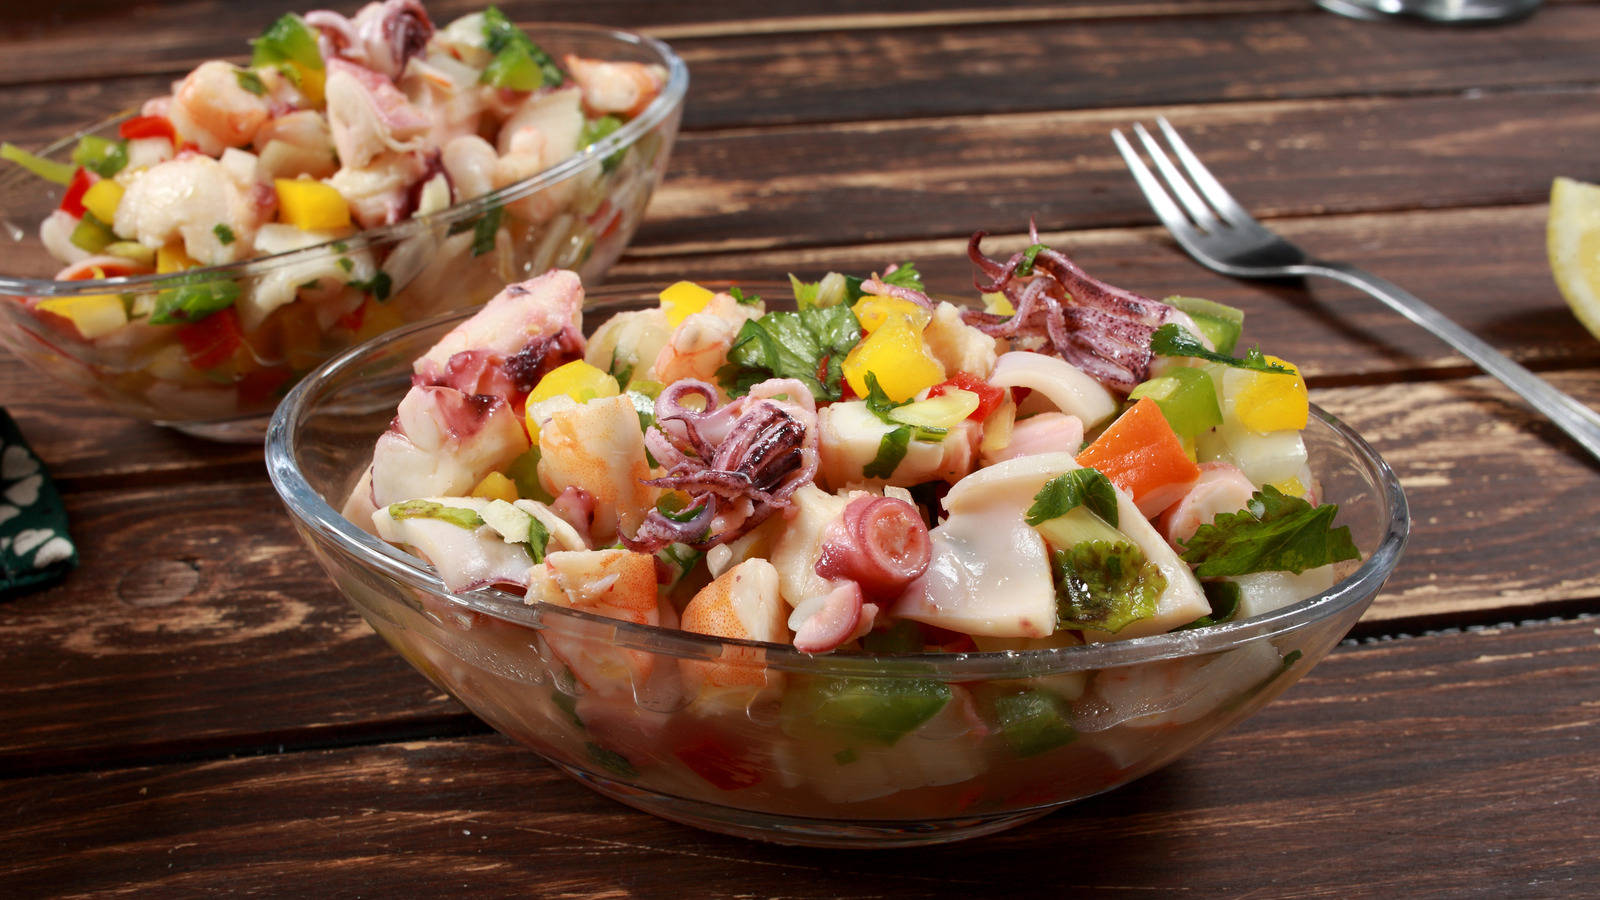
[1, 410, 77, 599]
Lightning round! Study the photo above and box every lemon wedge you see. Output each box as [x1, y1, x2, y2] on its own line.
[1546, 176, 1600, 341]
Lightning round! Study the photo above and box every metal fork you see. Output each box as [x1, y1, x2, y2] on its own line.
[1113, 117, 1600, 464]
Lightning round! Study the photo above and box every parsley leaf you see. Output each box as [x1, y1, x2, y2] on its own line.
[1179, 485, 1360, 577]
[729, 285, 761, 306]
[864, 425, 911, 480]
[234, 68, 267, 96]
[1015, 243, 1047, 277]
[718, 305, 862, 400]
[1175, 580, 1242, 631]
[1051, 541, 1166, 633]
[1150, 323, 1292, 374]
[1025, 469, 1120, 528]
[213, 223, 235, 246]
[526, 514, 551, 564]
[347, 270, 393, 301]
[387, 499, 485, 530]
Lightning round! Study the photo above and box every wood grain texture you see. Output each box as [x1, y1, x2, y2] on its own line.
[4, 616, 1595, 897]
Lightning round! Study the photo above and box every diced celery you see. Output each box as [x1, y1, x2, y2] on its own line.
[69, 213, 116, 254]
[1, 142, 75, 185]
[1128, 366, 1222, 440]
[1165, 295, 1244, 355]
[888, 389, 979, 432]
[71, 136, 128, 178]
[1033, 506, 1124, 551]
[992, 690, 1077, 757]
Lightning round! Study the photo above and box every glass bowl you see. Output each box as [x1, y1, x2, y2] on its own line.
[0, 24, 687, 442]
[266, 287, 1409, 848]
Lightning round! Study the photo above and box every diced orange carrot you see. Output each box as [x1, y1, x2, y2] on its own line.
[1076, 397, 1202, 517]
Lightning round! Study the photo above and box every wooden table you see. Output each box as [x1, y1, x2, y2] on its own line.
[4, 1, 1598, 894]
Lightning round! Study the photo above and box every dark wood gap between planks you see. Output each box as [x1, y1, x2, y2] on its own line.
[4, 610, 1596, 784]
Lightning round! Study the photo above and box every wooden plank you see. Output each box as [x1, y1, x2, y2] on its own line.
[4, 2, 1597, 121]
[3, 617, 1595, 895]
[0, 369, 1593, 765]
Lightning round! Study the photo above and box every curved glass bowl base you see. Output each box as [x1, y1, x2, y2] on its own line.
[159, 414, 270, 443]
[554, 763, 1058, 848]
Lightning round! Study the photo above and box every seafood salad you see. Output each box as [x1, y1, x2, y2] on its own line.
[2, 2, 674, 424]
[337, 232, 1363, 809]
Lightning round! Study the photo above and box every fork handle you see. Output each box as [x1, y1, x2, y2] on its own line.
[1306, 262, 1600, 464]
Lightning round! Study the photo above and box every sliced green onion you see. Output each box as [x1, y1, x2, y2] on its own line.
[1, 142, 75, 185]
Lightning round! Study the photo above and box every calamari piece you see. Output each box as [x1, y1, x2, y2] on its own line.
[254, 110, 340, 180]
[528, 548, 660, 696]
[325, 149, 430, 228]
[679, 558, 788, 692]
[371, 495, 535, 591]
[113, 156, 263, 265]
[307, 0, 434, 81]
[364, 385, 530, 511]
[989, 351, 1118, 428]
[324, 57, 431, 170]
[562, 54, 667, 118]
[537, 394, 657, 542]
[400, 53, 485, 149]
[893, 453, 1061, 639]
[167, 60, 271, 156]
[816, 401, 980, 489]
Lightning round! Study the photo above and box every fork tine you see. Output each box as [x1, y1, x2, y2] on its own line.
[1130, 122, 1222, 234]
[1111, 128, 1195, 239]
[1156, 117, 1254, 226]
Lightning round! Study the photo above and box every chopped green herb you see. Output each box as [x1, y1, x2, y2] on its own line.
[585, 741, 638, 777]
[480, 6, 565, 91]
[234, 68, 268, 96]
[1176, 580, 1243, 631]
[833, 747, 859, 765]
[729, 286, 761, 306]
[1014, 243, 1048, 277]
[471, 205, 502, 257]
[387, 499, 485, 530]
[1179, 486, 1360, 577]
[526, 514, 551, 564]
[148, 278, 241, 325]
[347, 270, 393, 301]
[578, 115, 625, 172]
[505, 448, 554, 503]
[551, 687, 583, 729]
[212, 223, 235, 246]
[336, 257, 353, 272]
[1150, 323, 1292, 374]
[718, 304, 862, 401]
[1051, 540, 1165, 633]
[864, 425, 911, 480]
[1025, 469, 1120, 528]
[71, 136, 128, 178]
[862, 372, 945, 441]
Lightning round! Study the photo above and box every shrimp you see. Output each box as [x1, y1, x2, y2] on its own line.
[650, 292, 762, 385]
[1158, 461, 1258, 548]
[528, 548, 661, 697]
[536, 394, 659, 543]
[167, 60, 272, 156]
[562, 54, 666, 118]
[113, 155, 264, 265]
[440, 134, 496, 201]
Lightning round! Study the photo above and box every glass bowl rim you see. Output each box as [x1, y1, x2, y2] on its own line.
[0, 22, 688, 300]
[266, 290, 1410, 681]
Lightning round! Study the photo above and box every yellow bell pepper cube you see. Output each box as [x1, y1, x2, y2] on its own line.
[1234, 355, 1309, 433]
[981, 291, 1015, 316]
[36, 294, 128, 340]
[842, 315, 946, 402]
[291, 62, 325, 107]
[157, 242, 197, 273]
[275, 178, 351, 231]
[660, 280, 715, 327]
[523, 359, 621, 440]
[851, 295, 932, 334]
[470, 471, 519, 503]
[81, 179, 124, 225]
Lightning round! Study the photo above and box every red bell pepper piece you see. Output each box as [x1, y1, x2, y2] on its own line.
[673, 738, 763, 791]
[236, 365, 293, 406]
[928, 371, 1005, 421]
[118, 115, 177, 143]
[58, 167, 93, 218]
[176, 308, 243, 370]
